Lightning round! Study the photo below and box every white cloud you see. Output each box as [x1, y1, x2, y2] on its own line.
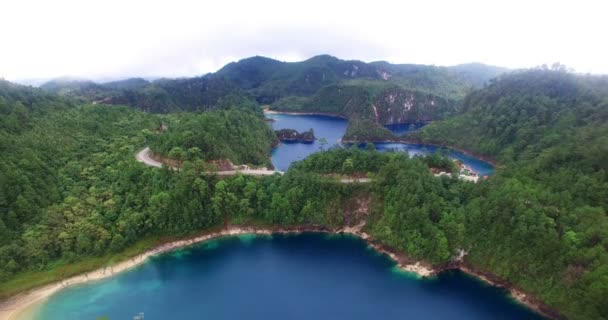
[1, 0, 607, 82]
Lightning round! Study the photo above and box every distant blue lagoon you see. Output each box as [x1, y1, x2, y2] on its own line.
[371, 143, 495, 177]
[33, 234, 542, 320]
[267, 112, 494, 176]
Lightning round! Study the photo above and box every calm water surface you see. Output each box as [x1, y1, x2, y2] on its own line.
[268, 113, 348, 172]
[268, 113, 494, 176]
[34, 234, 542, 320]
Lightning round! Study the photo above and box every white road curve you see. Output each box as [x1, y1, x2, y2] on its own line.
[136, 148, 374, 182]
[339, 178, 372, 183]
[136, 147, 284, 176]
[136, 147, 163, 168]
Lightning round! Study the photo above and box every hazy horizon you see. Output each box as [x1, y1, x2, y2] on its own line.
[9, 56, 510, 86]
[2, 0, 607, 84]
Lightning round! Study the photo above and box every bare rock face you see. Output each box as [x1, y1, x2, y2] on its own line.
[371, 88, 454, 124]
[342, 193, 371, 227]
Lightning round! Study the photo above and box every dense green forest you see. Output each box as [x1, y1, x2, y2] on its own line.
[413, 67, 608, 161]
[40, 55, 504, 114]
[410, 68, 608, 318]
[214, 55, 506, 102]
[39, 56, 506, 144]
[2, 65, 608, 320]
[147, 110, 278, 167]
[270, 80, 457, 122]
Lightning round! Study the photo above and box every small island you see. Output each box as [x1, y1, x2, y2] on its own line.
[275, 128, 316, 143]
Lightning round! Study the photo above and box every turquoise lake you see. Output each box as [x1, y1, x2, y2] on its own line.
[33, 234, 542, 319]
[267, 113, 495, 176]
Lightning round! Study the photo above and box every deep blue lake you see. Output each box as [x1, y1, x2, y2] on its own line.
[267, 113, 495, 176]
[33, 234, 541, 320]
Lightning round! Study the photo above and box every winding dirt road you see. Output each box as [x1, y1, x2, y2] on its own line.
[136, 147, 283, 176]
[135, 148, 372, 183]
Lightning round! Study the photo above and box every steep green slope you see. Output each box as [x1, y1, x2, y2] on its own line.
[148, 110, 278, 167]
[409, 69, 608, 319]
[449, 63, 510, 87]
[41, 77, 259, 114]
[272, 80, 457, 123]
[105, 78, 259, 113]
[2, 78, 608, 319]
[414, 68, 608, 161]
[216, 55, 506, 101]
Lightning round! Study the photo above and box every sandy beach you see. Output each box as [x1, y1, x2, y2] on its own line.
[0, 224, 555, 319]
[0, 225, 433, 320]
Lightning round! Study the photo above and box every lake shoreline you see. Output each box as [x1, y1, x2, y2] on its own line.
[0, 225, 429, 320]
[453, 265, 565, 320]
[0, 225, 557, 320]
[264, 109, 498, 168]
[341, 138, 499, 167]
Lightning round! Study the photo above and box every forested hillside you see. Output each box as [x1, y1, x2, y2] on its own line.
[40, 55, 505, 117]
[148, 110, 278, 167]
[0, 83, 157, 288]
[414, 67, 608, 162]
[3, 65, 608, 320]
[410, 68, 608, 319]
[42, 77, 259, 114]
[39, 56, 506, 142]
[214, 55, 503, 102]
[0, 82, 373, 299]
[272, 80, 457, 123]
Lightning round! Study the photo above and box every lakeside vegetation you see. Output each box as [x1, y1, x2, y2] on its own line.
[147, 110, 278, 167]
[342, 118, 397, 141]
[411, 68, 608, 318]
[1, 65, 608, 319]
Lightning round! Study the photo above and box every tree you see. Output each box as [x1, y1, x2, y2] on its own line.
[168, 147, 186, 166]
[342, 157, 354, 173]
[187, 147, 203, 161]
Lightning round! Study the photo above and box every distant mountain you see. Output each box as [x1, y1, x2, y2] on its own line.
[39, 55, 509, 120]
[101, 78, 149, 90]
[40, 77, 111, 102]
[40, 77, 101, 92]
[214, 55, 507, 103]
[448, 63, 510, 87]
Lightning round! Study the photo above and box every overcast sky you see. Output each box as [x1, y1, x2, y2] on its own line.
[2, 0, 607, 83]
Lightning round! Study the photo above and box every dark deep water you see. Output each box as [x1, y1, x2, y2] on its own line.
[267, 113, 495, 176]
[34, 234, 542, 320]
